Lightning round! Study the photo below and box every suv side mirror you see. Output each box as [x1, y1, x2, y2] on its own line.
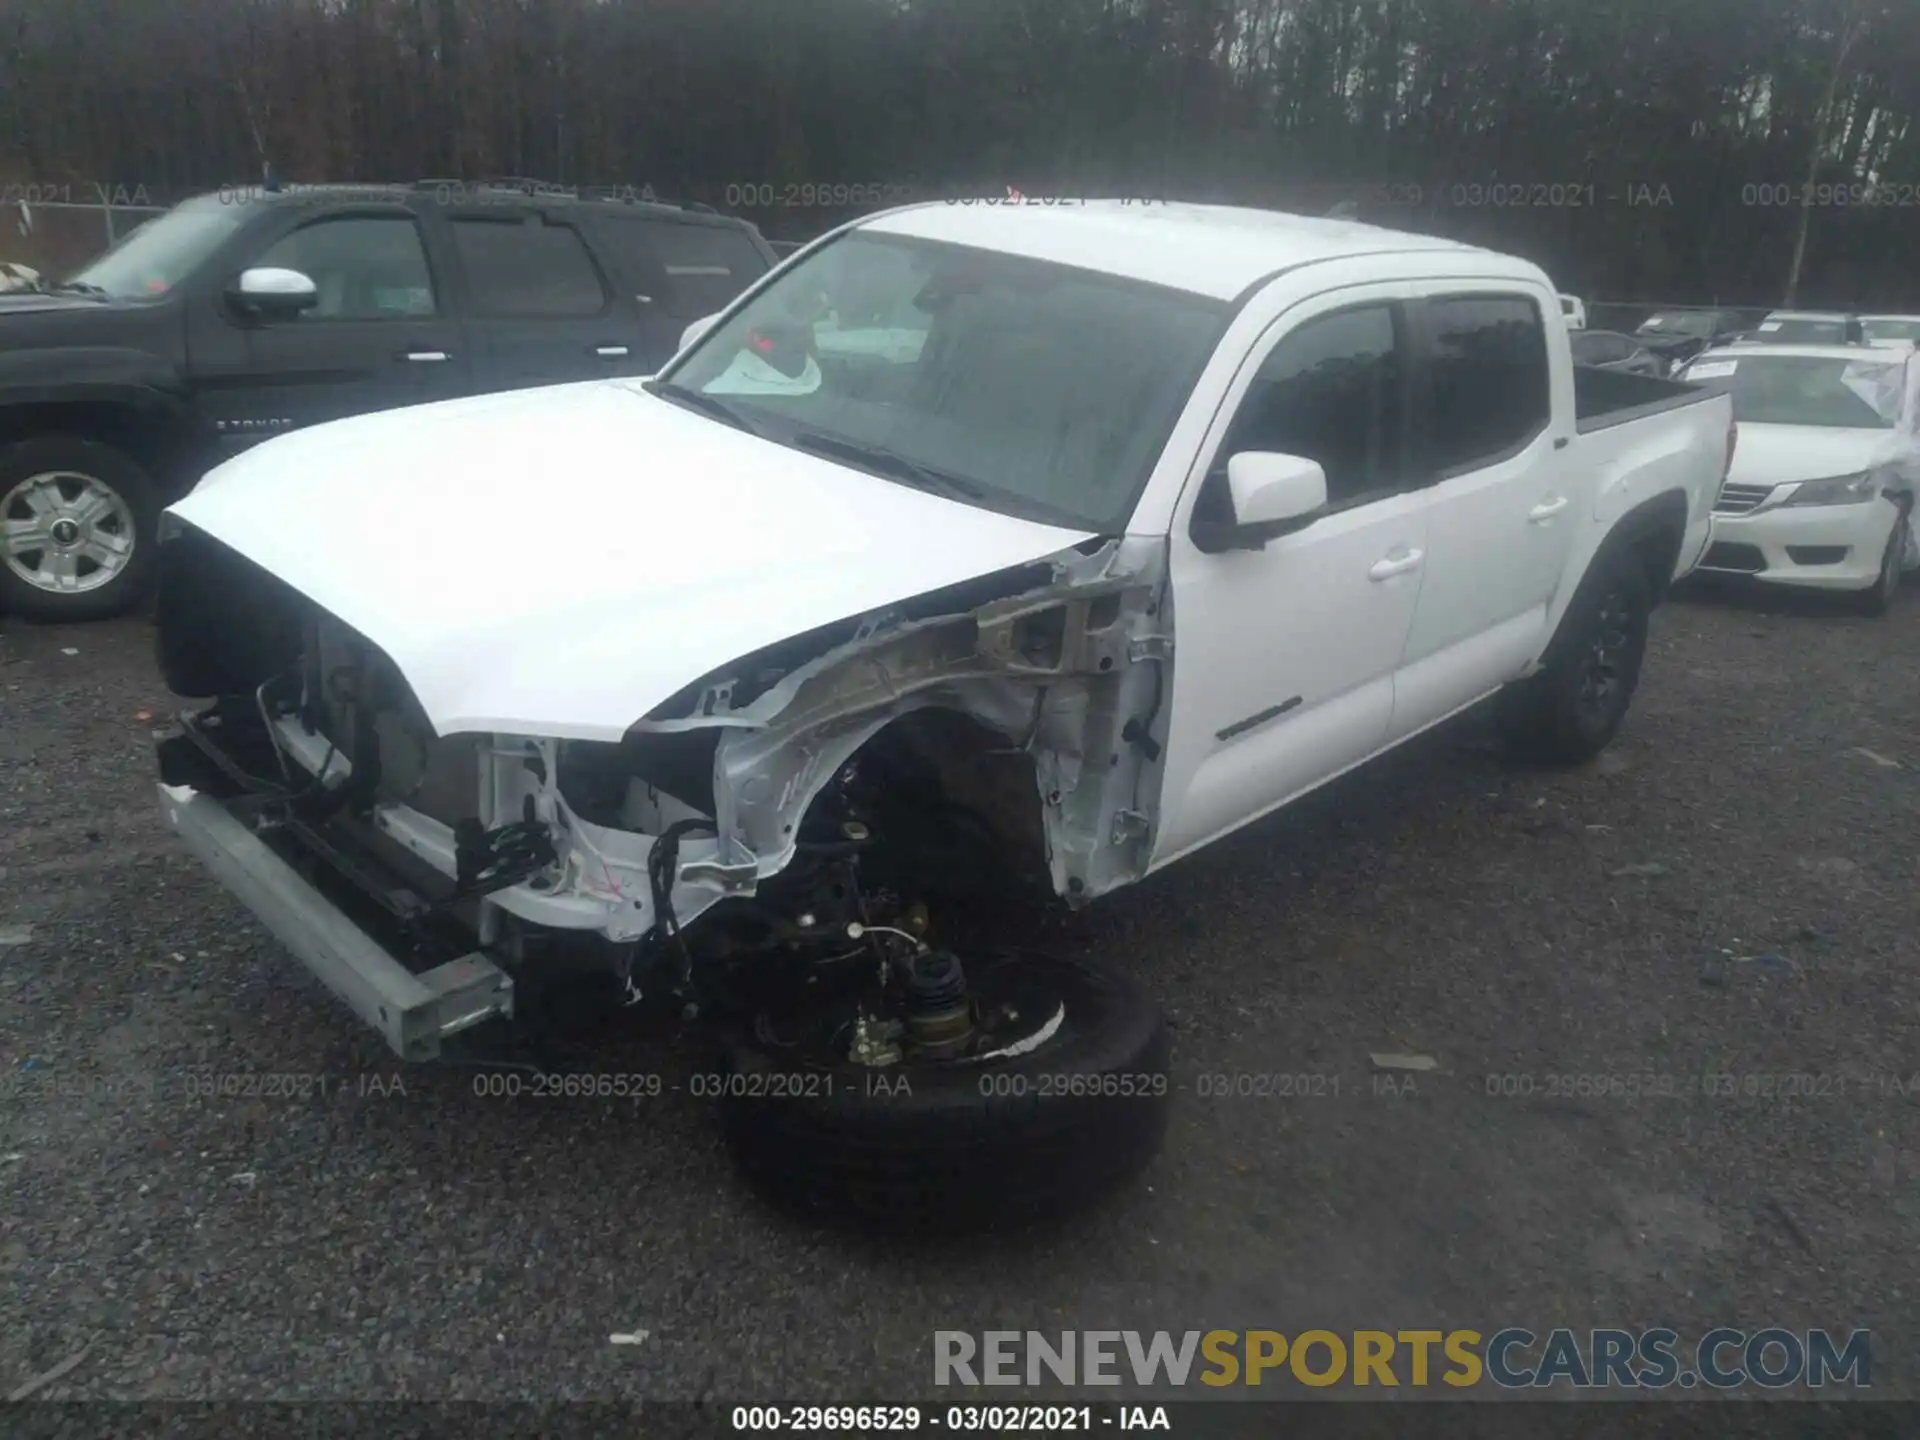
[230, 267, 318, 320]
[1192, 452, 1329, 553]
[679, 313, 722, 351]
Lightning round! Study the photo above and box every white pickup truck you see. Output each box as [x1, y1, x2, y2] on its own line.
[151, 203, 1733, 1230]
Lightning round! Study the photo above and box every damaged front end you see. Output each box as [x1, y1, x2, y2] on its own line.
[152, 521, 1174, 1059]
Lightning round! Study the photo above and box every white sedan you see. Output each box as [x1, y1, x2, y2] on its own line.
[1682, 344, 1920, 614]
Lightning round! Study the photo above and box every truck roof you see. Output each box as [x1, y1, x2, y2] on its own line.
[861, 201, 1489, 302]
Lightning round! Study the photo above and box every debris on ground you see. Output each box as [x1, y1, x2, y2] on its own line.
[1765, 1194, 1815, 1254]
[1700, 944, 1801, 983]
[1369, 1053, 1439, 1072]
[1850, 747, 1902, 769]
[609, 1330, 651, 1345]
[1800, 857, 1858, 877]
[6, 1337, 96, 1401]
[58, 647, 78, 657]
[133, 709, 152, 722]
[1610, 862, 1671, 877]
[230, 1172, 257, 1187]
[0, 923, 33, 948]
[1732, 951, 1803, 977]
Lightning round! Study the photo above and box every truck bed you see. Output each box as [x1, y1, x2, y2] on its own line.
[1573, 365, 1713, 433]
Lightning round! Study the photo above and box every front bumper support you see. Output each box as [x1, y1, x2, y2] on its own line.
[156, 782, 513, 1059]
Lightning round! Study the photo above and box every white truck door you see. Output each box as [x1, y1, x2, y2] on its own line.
[1388, 286, 1577, 742]
[1150, 291, 1429, 870]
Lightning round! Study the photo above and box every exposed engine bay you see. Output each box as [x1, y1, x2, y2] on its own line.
[155, 523, 1174, 1061]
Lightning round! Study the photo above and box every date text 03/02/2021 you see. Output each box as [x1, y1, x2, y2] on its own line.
[730, 1405, 1168, 1432]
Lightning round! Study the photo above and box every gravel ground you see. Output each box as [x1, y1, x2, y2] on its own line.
[1, 579, 1916, 1411]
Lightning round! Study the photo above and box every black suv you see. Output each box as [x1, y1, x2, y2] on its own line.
[0, 181, 779, 621]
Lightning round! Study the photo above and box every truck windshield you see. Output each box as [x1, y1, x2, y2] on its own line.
[1756, 317, 1851, 344]
[1692, 355, 1903, 429]
[1862, 318, 1920, 344]
[658, 232, 1229, 532]
[61, 200, 249, 300]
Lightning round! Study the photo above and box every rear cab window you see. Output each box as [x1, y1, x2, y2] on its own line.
[1572, 332, 1629, 365]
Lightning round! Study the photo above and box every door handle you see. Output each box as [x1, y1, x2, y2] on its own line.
[401, 349, 450, 363]
[1529, 496, 1571, 522]
[594, 345, 631, 358]
[1368, 548, 1424, 581]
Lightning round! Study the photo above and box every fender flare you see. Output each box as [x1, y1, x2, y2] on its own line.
[1540, 488, 1689, 665]
[1598, 487, 1692, 602]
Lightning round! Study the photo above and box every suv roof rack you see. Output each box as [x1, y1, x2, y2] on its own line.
[409, 177, 720, 215]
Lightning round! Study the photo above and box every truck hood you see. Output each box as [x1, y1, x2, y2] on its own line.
[1727, 424, 1902, 488]
[168, 380, 1095, 741]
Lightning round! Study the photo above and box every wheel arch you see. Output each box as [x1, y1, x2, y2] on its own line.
[0, 389, 202, 501]
[712, 691, 1057, 903]
[1545, 487, 1688, 663]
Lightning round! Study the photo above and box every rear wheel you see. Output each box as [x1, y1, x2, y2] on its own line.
[1498, 552, 1652, 765]
[714, 950, 1171, 1233]
[0, 436, 158, 623]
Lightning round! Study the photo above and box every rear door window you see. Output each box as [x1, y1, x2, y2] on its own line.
[1572, 332, 1628, 365]
[450, 214, 608, 317]
[1418, 294, 1551, 474]
[596, 215, 769, 319]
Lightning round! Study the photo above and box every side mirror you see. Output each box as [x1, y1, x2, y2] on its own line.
[1193, 452, 1329, 553]
[230, 266, 317, 320]
[679, 313, 722, 351]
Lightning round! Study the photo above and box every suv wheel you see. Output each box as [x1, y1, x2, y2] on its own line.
[0, 436, 159, 623]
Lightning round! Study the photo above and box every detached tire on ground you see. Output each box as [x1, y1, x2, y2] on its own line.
[0, 435, 159, 623]
[715, 952, 1171, 1232]
[1497, 550, 1652, 765]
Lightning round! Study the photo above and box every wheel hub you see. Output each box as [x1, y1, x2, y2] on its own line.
[1, 470, 136, 594]
[1577, 592, 1630, 714]
[903, 949, 974, 1059]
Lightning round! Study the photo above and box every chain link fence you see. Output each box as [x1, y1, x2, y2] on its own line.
[3, 198, 170, 280]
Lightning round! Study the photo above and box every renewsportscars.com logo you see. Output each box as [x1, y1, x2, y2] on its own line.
[933, 1328, 1871, 1390]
